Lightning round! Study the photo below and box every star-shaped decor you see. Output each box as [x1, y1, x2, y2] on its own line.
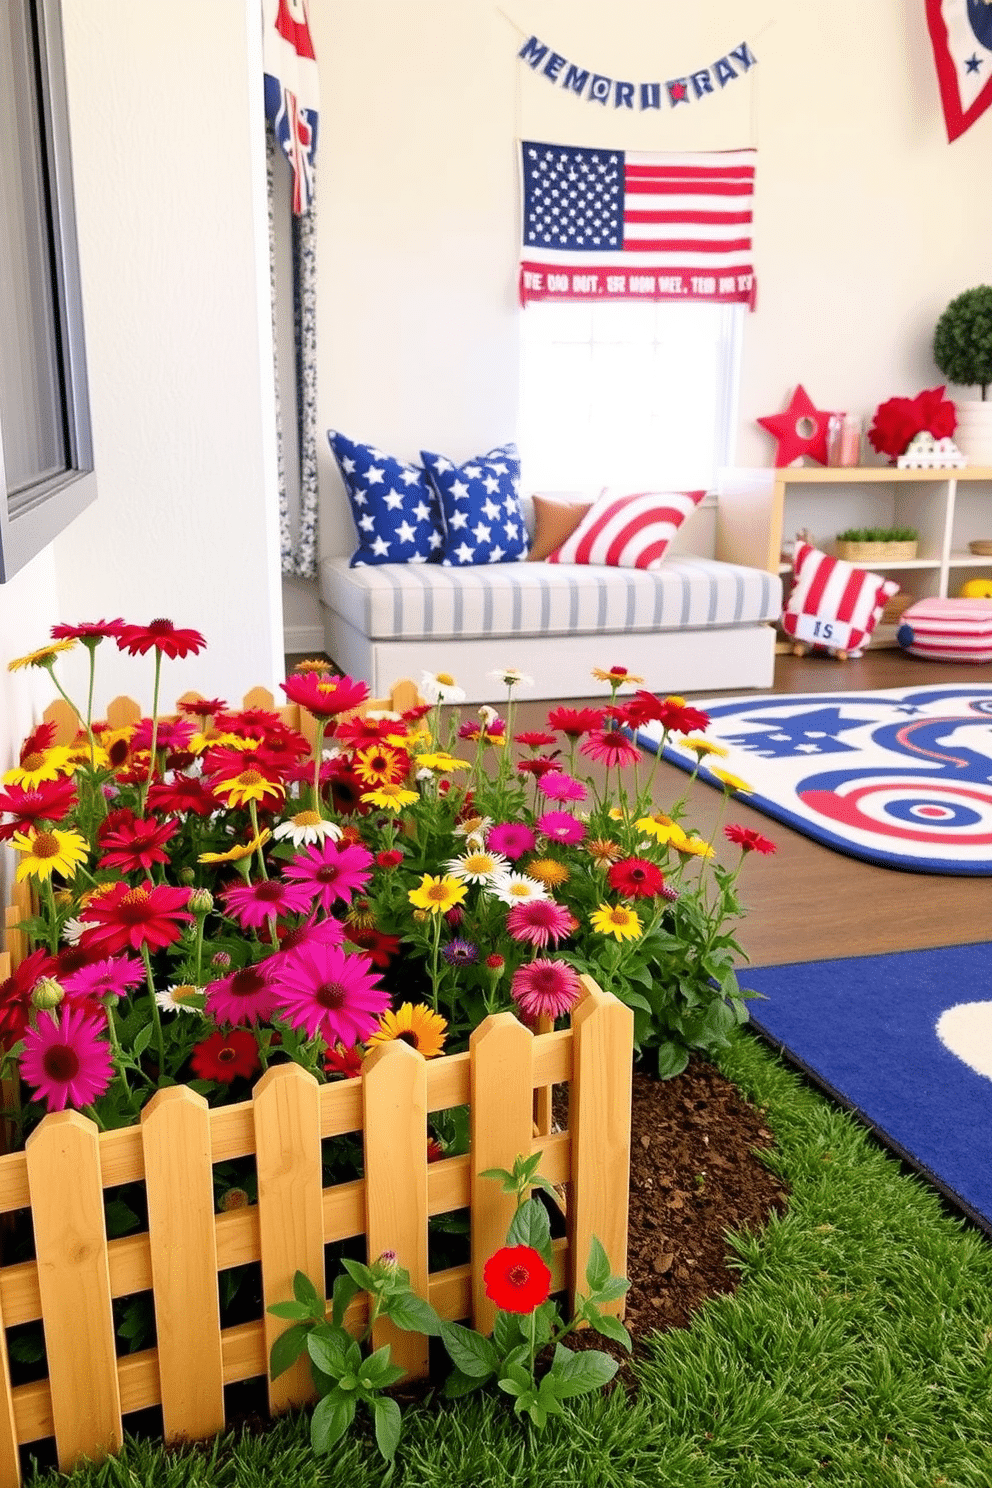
[757, 385, 838, 467]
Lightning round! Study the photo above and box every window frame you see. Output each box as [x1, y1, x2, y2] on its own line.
[0, 0, 95, 584]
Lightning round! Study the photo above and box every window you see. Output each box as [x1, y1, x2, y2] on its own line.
[518, 300, 743, 495]
[0, 0, 95, 583]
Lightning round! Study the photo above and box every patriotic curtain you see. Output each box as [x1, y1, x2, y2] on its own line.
[925, 0, 992, 141]
[519, 143, 756, 307]
[263, 0, 320, 580]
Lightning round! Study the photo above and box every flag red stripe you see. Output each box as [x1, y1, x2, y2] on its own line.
[625, 165, 755, 182]
[624, 178, 753, 197]
[621, 236, 753, 255]
[604, 508, 682, 567]
[624, 209, 753, 226]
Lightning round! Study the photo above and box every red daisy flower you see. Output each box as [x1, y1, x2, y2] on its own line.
[116, 619, 207, 659]
[622, 691, 712, 734]
[0, 948, 58, 1050]
[19, 722, 58, 763]
[0, 778, 78, 840]
[579, 729, 641, 769]
[324, 1042, 364, 1079]
[516, 757, 560, 781]
[96, 809, 179, 874]
[607, 857, 666, 899]
[724, 824, 777, 855]
[190, 1029, 260, 1083]
[50, 619, 125, 644]
[510, 959, 582, 1022]
[145, 775, 218, 818]
[482, 1244, 552, 1314]
[78, 881, 193, 955]
[335, 714, 398, 748]
[514, 731, 559, 750]
[131, 717, 196, 756]
[281, 671, 370, 719]
[375, 849, 404, 869]
[346, 927, 402, 967]
[176, 696, 228, 718]
[505, 899, 573, 949]
[546, 706, 605, 739]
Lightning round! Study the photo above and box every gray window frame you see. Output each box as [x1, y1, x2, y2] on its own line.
[1, 0, 95, 583]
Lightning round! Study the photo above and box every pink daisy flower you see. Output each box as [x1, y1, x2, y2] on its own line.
[579, 729, 641, 769]
[282, 840, 374, 912]
[537, 771, 587, 804]
[205, 961, 277, 1026]
[511, 960, 582, 1022]
[19, 1006, 115, 1113]
[62, 955, 145, 1005]
[220, 877, 314, 931]
[486, 822, 537, 861]
[269, 914, 347, 965]
[537, 811, 587, 846]
[270, 943, 390, 1047]
[506, 899, 573, 949]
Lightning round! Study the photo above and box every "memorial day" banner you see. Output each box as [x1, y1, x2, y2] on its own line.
[517, 34, 757, 111]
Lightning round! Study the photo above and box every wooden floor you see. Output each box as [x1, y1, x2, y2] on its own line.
[289, 647, 992, 970]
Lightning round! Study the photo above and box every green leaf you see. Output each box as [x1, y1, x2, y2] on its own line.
[306, 1325, 351, 1379]
[269, 1323, 311, 1381]
[103, 1198, 139, 1238]
[443, 1367, 485, 1399]
[589, 1276, 630, 1304]
[310, 1389, 356, 1455]
[479, 1166, 517, 1191]
[547, 1343, 618, 1399]
[506, 1197, 552, 1263]
[132, 1023, 154, 1058]
[585, 1235, 611, 1293]
[440, 1321, 499, 1379]
[360, 1345, 406, 1391]
[292, 1269, 324, 1315]
[383, 1290, 443, 1337]
[618, 988, 653, 1014]
[340, 1257, 377, 1292]
[372, 1396, 402, 1462]
[656, 1040, 689, 1080]
[584, 1307, 632, 1351]
[267, 1299, 316, 1322]
[330, 1270, 362, 1329]
[492, 1310, 525, 1360]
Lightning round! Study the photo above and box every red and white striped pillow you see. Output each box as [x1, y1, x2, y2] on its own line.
[897, 597, 992, 663]
[545, 489, 705, 570]
[782, 543, 899, 654]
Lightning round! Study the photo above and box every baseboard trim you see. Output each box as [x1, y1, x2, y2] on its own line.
[283, 624, 325, 654]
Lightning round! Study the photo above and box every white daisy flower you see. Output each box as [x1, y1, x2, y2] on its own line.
[155, 984, 205, 1015]
[445, 849, 511, 884]
[62, 917, 96, 945]
[488, 667, 534, 690]
[273, 810, 343, 848]
[477, 705, 500, 728]
[452, 813, 493, 850]
[420, 670, 466, 704]
[487, 872, 549, 906]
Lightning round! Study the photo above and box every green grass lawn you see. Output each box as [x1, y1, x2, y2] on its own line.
[31, 1031, 992, 1487]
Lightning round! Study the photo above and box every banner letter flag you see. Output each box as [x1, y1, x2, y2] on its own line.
[263, 0, 320, 213]
[925, 0, 992, 142]
[519, 143, 757, 306]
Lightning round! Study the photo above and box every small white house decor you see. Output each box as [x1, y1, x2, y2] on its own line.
[897, 432, 966, 469]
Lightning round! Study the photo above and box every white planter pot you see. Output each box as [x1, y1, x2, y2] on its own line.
[954, 400, 992, 467]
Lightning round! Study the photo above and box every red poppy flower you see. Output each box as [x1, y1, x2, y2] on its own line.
[0, 778, 78, 840]
[482, 1244, 552, 1314]
[281, 671, 370, 719]
[78, 881, 193, 954]
[546, 706, 605, 739]
[116, 619, 207, 659]
[724, 824, 777, 855]
[50, 619, 125, 643]
[190, 1029, 260, 1083]
[607, 857, 666, 899]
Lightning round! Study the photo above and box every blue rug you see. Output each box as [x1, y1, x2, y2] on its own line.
[636, 685, 992, 875]
[744, 943, 992, 1232]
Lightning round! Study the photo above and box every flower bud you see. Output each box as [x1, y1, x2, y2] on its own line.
[188, 888, 214, 916]
[211, 950, 232, 969]
[31, 977, 65, 1011]
[178, 866, 196, 885]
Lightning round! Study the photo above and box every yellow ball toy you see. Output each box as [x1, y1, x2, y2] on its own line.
[959, 578, 992, 599]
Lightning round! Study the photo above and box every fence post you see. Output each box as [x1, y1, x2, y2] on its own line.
[141, 1086, 225, 1442]
[568, 977, 633, 1320]
[25, 1111, 123, 1471]
[253, 1063, 325, 1414]
[470, 1013, 534, 1336]
[362, 1039, 430, 1377]
[0, 1282, 20, 1488]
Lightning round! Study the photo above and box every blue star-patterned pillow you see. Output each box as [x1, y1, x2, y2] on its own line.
[328, 430, 444, 567]
[420, 443, 529, 567]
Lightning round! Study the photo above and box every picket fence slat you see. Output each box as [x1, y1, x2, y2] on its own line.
[0, 1287, 17, 1488]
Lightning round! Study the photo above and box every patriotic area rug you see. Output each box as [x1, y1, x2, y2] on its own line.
[743, 943, 992, 1233]
[636, 685, 992, 875]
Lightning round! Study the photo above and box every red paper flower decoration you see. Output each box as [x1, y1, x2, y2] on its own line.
[757, 385, 838, 468]
[867, 385, 957, 459]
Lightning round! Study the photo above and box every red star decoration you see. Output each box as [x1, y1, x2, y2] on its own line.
[668, 79, 689, 104]
[757, 385, 839, 468]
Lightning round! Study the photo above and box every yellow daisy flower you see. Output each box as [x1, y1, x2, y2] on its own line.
[212, 767, 286, 809]
[7, 639, 77, 672]
[361, 782, 420, 810]
[189, 730, 255, 754]
[526, 857, 571, 887]
[678, 836, 716, 860]
[367, 1002, 448, 1058]
[198, 828, 272, 864]
[707, 767, 755, 795]
[67, 741, 109, 771]
[590, 902, 644, 942]
[345, 899, 378, 932]
[407, 874, 468, 915]
[3, 745, 79, 789]
[12, 827, 89, 883]
[682, 737, 728, 759]
[415, 752, 471, 773]
[591, 665, 644, 686]
[635, 813, 688, 847]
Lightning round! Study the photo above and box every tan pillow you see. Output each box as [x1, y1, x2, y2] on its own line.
[526, 496, 592, 561]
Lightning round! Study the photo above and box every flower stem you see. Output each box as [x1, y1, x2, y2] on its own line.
[249, 800, 268, 879]
[141, 942, 167, 1076]
[313, 719, 327, 815]
[140, 648, 164, 813]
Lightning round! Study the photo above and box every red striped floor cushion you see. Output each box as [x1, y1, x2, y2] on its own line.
[781, 543, 899, 654]
[897, 597, 992, 663]
[546, 489, 705, 570]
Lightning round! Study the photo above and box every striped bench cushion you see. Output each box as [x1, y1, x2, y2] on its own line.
[897, 597, 992, 663]
[319, 556, 781, 642]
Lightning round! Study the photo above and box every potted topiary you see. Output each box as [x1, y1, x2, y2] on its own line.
[933, 285, 992, 465]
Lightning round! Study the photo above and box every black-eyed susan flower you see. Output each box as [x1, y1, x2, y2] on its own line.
[367, 1002, 448, 1058]
[590, 902, 644, 942]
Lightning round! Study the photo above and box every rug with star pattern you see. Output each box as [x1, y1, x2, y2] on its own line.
[635, 685, 992, 874]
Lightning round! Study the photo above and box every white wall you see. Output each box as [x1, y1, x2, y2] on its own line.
[303, 0, 992, 590]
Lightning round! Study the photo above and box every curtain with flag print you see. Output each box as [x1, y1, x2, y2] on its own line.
[519, 143, 756, 308]
[263, 0, 319, 580]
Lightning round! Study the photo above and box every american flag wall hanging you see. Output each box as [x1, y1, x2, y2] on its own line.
[263, 0, 320, 214]
[925, 0, 992, 141]
[519, 143, 757, 307]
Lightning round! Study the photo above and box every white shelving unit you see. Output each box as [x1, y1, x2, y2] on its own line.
[716, 466, 992, 644]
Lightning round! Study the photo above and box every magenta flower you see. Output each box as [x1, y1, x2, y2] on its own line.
[271, 943, 390, 1047]
[220, 877, 314, 931]
[62, 955, 145, 1004]
[130, 716, 196, 755]
[487, 822, 537, 861]
[282, 839, 374, 912]
[537, 771, 587, 804]
[511, 960, 582, 1021]
[19, 1006, 115, 1113]
[205, 962, 277, 1026]
[267, 914, 346, 967]
[537, 811, 587, 846]
[579, 729, 641, 769]
[506, 900, 573, 950]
